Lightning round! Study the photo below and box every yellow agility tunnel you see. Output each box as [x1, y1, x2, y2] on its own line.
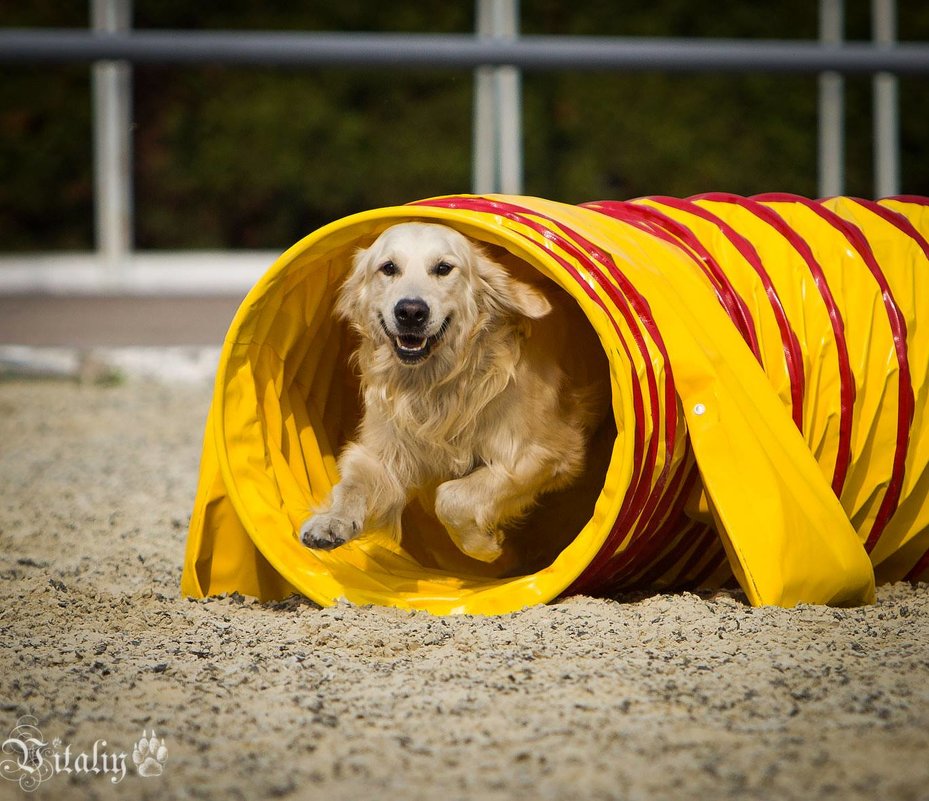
[181, 193, 929, 614]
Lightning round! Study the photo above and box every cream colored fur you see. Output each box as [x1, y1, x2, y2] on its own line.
[300, 222, 605, 563]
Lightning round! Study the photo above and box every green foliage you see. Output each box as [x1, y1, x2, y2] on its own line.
[523, 72, 823, 201]
[0, 65, 93, 250]
[0, 2, 927, 251]
[132, 66, 472, 248]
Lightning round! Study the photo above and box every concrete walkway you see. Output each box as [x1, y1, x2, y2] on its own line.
[0, 295, 244, 347]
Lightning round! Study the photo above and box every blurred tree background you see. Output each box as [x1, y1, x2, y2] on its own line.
[1, 1, 927, 251]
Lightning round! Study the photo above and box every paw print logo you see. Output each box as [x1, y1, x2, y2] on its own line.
[132, 730, 167, 778]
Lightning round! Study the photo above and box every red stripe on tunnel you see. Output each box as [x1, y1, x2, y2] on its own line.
[694, 192, 856, 497]
[583, 201, 762, 361]
[638, 196, 807, 431]
[888, 196, 929, 206]
[755, 194, 914, 553]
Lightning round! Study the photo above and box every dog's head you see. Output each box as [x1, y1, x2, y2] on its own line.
[336, 222, 551, 367]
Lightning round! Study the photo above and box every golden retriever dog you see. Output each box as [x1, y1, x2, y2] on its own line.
[300, 222, 605, 564]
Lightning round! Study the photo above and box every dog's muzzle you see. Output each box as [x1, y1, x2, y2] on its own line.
[380, 310, 452, 365]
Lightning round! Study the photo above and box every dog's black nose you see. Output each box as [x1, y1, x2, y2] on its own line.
[394, 298, 429, 329]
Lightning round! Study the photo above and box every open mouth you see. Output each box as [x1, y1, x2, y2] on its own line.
[380, 316, 452, 365]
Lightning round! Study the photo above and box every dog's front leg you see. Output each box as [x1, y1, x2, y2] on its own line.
[435, 458, 561, 563]
[300, 442, 405, 551]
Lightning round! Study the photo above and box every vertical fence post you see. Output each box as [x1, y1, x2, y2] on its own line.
[872, 0, 900, 198]
[493, 0, 522, 195]
[473, 0, 523, 195]
[473, 0, 496, 195]
[818, 0, 844, 198]
[91, 0, 133, 277]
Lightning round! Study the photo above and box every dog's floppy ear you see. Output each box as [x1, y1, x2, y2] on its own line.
[334, 245, 371, 321]
[474, 252, 552, 320]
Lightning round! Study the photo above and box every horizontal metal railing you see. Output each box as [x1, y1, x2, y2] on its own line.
[2, 29, 929, 73]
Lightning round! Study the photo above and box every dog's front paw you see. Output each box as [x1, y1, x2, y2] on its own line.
[448, 529, 503, 563]
[452, 527, 505, 563]
[299, 513, 360, 550]
[435, 484, 506, 562]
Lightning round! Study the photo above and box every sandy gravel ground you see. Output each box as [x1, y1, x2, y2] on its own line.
[1, 377, 928, 801]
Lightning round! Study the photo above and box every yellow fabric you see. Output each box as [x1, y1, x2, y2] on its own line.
[182, 194, 929, 613]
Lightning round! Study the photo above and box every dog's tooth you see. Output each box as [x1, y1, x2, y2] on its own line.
[396, 335, 427, 351]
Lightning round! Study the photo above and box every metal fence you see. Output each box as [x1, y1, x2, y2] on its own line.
[1, 0, 927, 293]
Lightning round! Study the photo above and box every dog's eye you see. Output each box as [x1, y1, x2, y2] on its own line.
[379, 261, 398, 277]
[433, 261, 455, 277]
